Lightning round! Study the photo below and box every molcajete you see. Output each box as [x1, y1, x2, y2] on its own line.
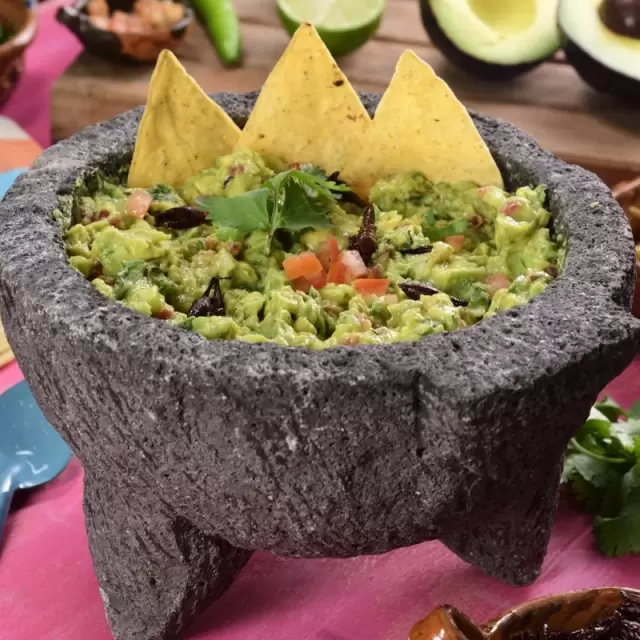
[0, 93, 639, 640]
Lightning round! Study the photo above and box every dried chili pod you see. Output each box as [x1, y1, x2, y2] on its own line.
[188, 277, 226, 317]
[398, 246, 433, 256]
[154, 206, 207, 230]
[399, 281, 468, 308]
[328, 171, 368, 209]
[348, 204, 378, 265]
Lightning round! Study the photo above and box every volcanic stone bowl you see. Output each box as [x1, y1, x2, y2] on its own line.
[0, 93, 639, 640]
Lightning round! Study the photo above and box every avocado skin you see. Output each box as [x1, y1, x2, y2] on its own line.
[419, 0, 542, 80]
[563, 39, 640, 104]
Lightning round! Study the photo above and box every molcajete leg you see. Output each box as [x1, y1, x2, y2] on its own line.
[441, 459, 563, 586]
[84, 476, 252, 640]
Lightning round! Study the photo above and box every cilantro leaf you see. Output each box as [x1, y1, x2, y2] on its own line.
[593, 488, 640, 556]
[424, 219, 468, 242]
[118, 259, 146, 278]
[197, 166, 348, 242]
[596, 396, 627, 422]
[570, 474, 608, 514]
[563, 453, 613, 488]
[292, 169, 350, 198]
[563, 394, 640, 557]
[628, 400, 640, 420]
[610, 418, 640, 452]
[563, 452, 624, 514]
[199, 189, 271, 234]
[114, 259, 147, 297]
[279, 181, 333, 231]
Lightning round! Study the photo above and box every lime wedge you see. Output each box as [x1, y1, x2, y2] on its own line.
[277, 0, 386, 57]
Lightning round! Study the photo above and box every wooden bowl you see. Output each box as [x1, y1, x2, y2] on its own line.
[55, 0, 192, 64]
[612, 176, 640, 317]
[0, 0, 37, 107]
[409, 587, 640, 639]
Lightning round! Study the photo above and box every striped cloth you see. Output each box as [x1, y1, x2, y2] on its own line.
[0, 116, 42, 367]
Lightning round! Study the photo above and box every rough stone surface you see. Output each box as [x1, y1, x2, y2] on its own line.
[0, 92, 639, 640]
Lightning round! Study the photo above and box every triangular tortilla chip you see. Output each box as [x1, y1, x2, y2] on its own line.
[0, 320, 14, 368]
[128, 50, 241, 188]
[351, 50, 503, 192]
[235, 24, 371, 181]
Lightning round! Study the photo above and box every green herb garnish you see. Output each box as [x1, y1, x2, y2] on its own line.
[423, 218, 468, 242]
[563, 396, 640, 557]
[114, 259, 147, 297]
[197, 169, 350, 240]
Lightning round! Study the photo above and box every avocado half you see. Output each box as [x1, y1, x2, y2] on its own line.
[559, 0, 640, 102]
[419, 0, 562, 80]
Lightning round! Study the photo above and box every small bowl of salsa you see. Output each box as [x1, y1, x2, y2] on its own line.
[55, 0, 193, 64]
[0, 0, 37, 107]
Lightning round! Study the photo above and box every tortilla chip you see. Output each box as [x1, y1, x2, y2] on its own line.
[236, 24, 371, 181]
[0, 351, 14, 368]
[128, 50, 241, 188]
[351, 50, 503, 192]
[0, 321, 14, 368]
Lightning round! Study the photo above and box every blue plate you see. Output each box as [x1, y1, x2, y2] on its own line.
[0, 382, 72, 549]
[0, 169, 25, 199]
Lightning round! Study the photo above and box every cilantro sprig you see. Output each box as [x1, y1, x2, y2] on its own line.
[563, 396, 640, 557]
[423, 211, 468, 242]
[197, 169, 350, 241]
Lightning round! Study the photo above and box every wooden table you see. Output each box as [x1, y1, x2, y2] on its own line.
[52, 0, 640, 184]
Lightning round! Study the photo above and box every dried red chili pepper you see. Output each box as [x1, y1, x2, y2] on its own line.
[154, 206, 207, 230]
[398, 246, 433, 255]
[328, 171, 368, 209]
[399, 281, 468, 308]
[348, 205, 378, 265]
[511, 593, 640, 640]
[188, 277, 226, 317]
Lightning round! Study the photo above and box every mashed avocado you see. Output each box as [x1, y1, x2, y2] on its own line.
[60, 149, 561, 349]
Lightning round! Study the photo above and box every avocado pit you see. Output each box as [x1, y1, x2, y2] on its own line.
[559, 0, 640, 102]
[600, 0, 640, 38]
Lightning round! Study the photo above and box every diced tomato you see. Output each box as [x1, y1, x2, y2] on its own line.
[152, 306, 175, 320]
[291, 277, 311, 293]
[127, 189, 152, 218]
[501, 200, 522, 217]
[316, 235, 342, 271]
[306, 271, 327, 290]
[445, 235, 465, 253]
[327, 262, 348, 284]
[484, 273, 510, 295]
[283, 252, 324, 281]
[340, 250, 368, 280]
[353, 278, 390, 297]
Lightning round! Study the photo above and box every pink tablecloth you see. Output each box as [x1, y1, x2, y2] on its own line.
[1, 5, 640, 639]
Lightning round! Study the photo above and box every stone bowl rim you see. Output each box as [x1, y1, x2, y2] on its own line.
[0, 90, 637, 386]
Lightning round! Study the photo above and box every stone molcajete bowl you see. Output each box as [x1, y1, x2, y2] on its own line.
[0, 93, 639, 640]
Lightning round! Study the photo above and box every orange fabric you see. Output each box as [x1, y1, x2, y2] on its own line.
[0, 139, 41, 171]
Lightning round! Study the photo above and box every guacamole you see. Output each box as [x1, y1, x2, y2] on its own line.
[59, 149, 561, 349]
